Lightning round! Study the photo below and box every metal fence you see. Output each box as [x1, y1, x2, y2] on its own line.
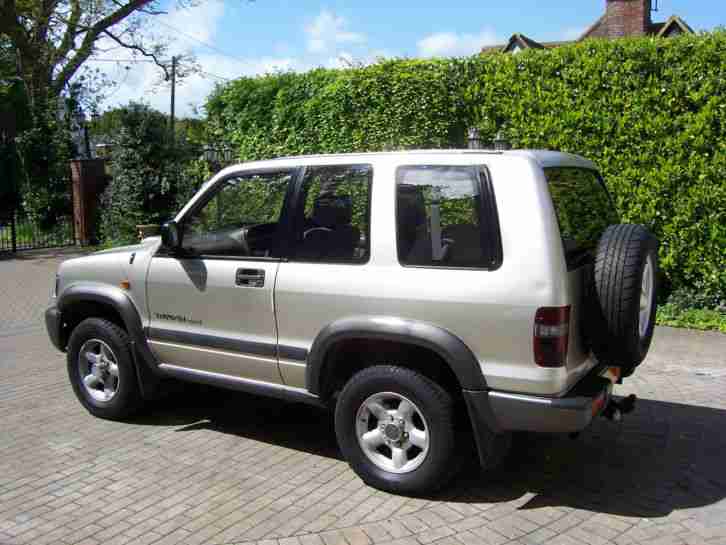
[0, 213, 75, 253]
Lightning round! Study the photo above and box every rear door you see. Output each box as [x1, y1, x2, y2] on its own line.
[544, 167, 619, 371]
[146, 168, 297, 384]
[274, 163, 374, 388]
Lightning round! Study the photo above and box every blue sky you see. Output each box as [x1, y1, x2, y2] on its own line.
[96, 1, 725, 117]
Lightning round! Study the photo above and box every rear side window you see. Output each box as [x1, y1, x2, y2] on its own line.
[396, 165, 501, 269]
[545, 167, 619, 252]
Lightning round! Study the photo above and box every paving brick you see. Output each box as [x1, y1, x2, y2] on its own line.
[341, 527, 373, 545]
[417, 525, 455, 544]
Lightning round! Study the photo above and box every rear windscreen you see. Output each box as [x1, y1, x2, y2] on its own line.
[545, 167, 619, 252]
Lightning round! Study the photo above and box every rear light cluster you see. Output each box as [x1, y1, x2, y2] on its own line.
[533, 306, 571, 367]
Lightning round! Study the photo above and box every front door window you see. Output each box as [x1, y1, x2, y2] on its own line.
[181, 171, 293, 258]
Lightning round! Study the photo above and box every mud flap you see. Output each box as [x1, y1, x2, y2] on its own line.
[463, 390, 512, 470]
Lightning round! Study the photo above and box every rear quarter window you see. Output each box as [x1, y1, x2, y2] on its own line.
[545, 167, 619, 252]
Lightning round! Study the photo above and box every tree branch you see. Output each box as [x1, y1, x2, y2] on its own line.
[54, 0, 81, 65]
[51, 0, 152, 94]
[101, 28, 169, 80]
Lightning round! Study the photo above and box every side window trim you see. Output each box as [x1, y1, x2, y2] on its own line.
[394, 164, 503, 271]
[478, 166, 503, 270]
[156, 166, 302, 261]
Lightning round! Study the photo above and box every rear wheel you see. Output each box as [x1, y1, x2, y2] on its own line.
[335, 365, 459, 495]
[67, 318, 143, 420]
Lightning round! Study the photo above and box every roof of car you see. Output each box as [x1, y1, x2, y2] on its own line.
[218, 149, 598, 176]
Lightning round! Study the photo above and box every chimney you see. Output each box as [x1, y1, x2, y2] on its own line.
[605, 0, 652, 37]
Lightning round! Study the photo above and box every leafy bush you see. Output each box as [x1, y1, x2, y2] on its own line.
[15, 106, 74, 228]
[206, 32, 726, 301]
[99, 103, 203, 245]
[656, 283, 726, 333]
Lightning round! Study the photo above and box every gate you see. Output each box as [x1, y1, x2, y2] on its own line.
[1, 110, 76, 253]
[0, 212, 75, 252]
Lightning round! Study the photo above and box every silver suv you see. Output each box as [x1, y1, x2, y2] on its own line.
[46, 150, 659, 494]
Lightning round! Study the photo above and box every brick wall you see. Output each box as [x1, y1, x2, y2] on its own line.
[70, 159, 109, 245]
[605, 0, 652, 37]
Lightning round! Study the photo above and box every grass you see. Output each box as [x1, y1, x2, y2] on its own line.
[656, 305, 726, 334]
[0, 217, 74, 250]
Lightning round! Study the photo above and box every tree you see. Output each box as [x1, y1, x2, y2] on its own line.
[0, 0, 203, 223]
[99, 102, 201, 244]
[0, 0, 176, 109]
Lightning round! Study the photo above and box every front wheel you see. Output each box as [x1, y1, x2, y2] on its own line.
[67, 318, 143, 420]
[335, 365, 459, 495]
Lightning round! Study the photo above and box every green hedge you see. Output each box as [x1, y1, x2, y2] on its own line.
[205, 31, 726, 298]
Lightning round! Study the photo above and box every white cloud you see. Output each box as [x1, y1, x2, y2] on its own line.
[92, 1, 302, 117]
[417, 29, 500, 58]
[159, 0, 224, 45]
[99, 54, 301, 118]
[305, 10, 366, 54]
[90, 6, 374, 117]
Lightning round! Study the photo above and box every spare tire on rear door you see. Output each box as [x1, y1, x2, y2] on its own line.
[586, 224, 659, 377]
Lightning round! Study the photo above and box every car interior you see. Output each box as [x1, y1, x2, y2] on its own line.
[396, 184, 484, 267]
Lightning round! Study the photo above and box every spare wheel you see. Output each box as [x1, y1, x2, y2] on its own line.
[586, 224, 659, 377]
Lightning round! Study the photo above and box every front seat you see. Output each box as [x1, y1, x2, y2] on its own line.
[297, 194, 360, 261]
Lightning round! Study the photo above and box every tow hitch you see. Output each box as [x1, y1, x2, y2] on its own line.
[602, 393, 637, 422]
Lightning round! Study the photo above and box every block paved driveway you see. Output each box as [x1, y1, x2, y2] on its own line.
[1, 250, 726, 545]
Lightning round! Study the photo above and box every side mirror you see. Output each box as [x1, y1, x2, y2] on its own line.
[160, 221, 181, 251]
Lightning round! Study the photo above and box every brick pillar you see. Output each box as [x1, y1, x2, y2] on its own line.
[70, 159, 109, 245]
[605, 0, 652, 37]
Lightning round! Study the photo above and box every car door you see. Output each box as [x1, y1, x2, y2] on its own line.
[274, 163, 375, 388]
[146, 168, 297, 384]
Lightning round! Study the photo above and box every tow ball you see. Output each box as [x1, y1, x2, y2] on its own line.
[569, 393, 637, 439]
[602, 393, 637, 422]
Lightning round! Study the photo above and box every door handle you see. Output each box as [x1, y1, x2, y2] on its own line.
[236, 268, 265, 287]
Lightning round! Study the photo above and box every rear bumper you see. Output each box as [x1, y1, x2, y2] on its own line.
[464, 370, 612, 434]
[488, 386, 610, 433]
[45, 305, 64, 351]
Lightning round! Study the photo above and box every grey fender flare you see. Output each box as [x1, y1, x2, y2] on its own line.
[305, 315, 507, 468]
[57, 283, 161, 397]
[305, 316, 488, 396]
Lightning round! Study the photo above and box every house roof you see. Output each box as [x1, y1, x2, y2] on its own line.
[482, 34, 572, 54]
[579, 13, 607, 41]
[481, 11, 694, 54]
[655, 15, 695, 37]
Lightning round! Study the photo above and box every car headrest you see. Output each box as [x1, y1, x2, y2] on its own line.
[312, 194, 353, 228]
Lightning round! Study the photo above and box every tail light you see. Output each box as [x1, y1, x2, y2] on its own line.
[533, 306, 570, 367]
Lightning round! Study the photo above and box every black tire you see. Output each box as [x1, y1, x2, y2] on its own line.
[335, 365, 459, 495]
[587, 224, 659, 376]
[67, 318, 143, 420]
